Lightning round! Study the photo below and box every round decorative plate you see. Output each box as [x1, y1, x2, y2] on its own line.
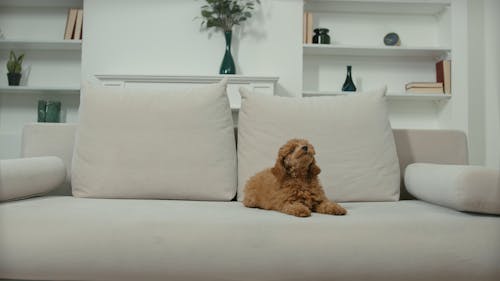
[384, 32, 400, 46]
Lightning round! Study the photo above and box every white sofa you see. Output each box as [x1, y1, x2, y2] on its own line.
[1, 81, 499, 281]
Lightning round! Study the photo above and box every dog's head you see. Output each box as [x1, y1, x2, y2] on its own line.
[271, 139, 321, 182]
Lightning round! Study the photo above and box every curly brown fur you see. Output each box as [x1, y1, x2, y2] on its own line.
[243, 139, 347, 217]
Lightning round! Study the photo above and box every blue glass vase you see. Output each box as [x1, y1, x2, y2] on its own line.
[219, 31, 236, 74]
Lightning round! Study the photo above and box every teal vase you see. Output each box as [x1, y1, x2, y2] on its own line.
[219, 31, 236, 74]
[342, 65, 357, 92]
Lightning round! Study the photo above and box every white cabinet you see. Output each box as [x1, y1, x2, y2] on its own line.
[0, 0, 83, 159]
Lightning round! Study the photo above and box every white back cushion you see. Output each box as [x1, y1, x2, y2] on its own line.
[72, 79, 237, 200]
[237, 87, 400, 202]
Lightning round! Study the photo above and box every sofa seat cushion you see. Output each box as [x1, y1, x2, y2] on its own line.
[1, 197, 499, 281]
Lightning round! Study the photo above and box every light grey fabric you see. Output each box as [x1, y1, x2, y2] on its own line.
[393, 129, 469, 199]
[0, 157, 65, 202]
[1, 197, 499, 281]
[22, 123, 77, 196]
[405, 163, 500, 214]
[20, 124, 470, 201]
[238, 87, 400, 202]
[72, 80, 237, 200]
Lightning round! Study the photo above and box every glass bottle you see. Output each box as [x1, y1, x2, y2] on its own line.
[342, 65, 357, 92]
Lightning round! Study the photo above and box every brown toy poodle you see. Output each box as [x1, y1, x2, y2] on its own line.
[243, 139, 347, 217]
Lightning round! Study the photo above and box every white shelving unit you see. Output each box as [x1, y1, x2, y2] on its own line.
[0, 0, 82, 8]
[304, 0, 450, 15]
[302, 0, 463, 129]
[302, 90, 451, 101]
[0, 0, 83, 159]
[0, 85, 80, 95]
[0, 39, 82, 50]
[303, 44, 450, 58]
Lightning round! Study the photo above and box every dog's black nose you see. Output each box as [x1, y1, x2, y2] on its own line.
[302, 145, 308, 152]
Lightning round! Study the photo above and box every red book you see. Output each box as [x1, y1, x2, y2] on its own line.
[436, 60, 451, 94]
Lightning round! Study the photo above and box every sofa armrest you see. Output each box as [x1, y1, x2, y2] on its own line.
[404, 163, 500, 215]
[0, 157, 66, 202]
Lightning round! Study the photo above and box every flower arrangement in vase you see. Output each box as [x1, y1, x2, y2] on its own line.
[198, 0, 260, 74]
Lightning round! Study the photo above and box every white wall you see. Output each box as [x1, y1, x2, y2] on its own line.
[467, 0, 485, 165]
[483, 0, 500, 168]
[467, 0, 500, 168]
[82, 0, 303, 97]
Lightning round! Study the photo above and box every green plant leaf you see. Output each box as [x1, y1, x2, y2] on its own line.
[198, 0, 260, 31]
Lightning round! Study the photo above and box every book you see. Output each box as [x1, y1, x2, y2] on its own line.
[436, 60, 451, 94]
[73, 9, 84, 40]
[64, 8, 78, 40]
[406, 87, 444, 94]
[405, 82, 443, 89]
[303, 12, 307, 44]
[305, 12, 313, 44]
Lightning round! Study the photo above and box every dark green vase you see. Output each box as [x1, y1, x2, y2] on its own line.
[342, 65, 357, 92]
[219, 31, 236, 74]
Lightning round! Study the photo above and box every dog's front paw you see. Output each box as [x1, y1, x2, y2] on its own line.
[316, 201, 347, 216]
[282, 203, 311, 217]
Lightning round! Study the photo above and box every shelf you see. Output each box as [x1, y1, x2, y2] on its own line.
[0, 86, 80, 95]
[94, 75, 279, 111]
[0, 0, 83, 8]
[94, 74, 280, 84]
[0, 39, 82, 51]
[304, 0, 450, 16]
[302, 90, 451, 101]
[303, 44, 450, 58]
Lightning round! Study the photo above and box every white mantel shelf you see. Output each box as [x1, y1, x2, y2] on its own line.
[95, 75, 279, 110]
[95, 75, 279, 84]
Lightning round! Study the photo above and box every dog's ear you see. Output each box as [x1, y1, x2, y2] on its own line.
[308, 158, 321, 179]
[271, 141, 296, 181]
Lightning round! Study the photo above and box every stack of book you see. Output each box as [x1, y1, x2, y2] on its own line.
[64, 8, 83, 40]
[405, 82, 444, 94]
[404, 59, 451, 95]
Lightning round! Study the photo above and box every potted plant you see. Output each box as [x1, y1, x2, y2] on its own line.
[7, 50, 24, 86]
[199, 0, 260, 74]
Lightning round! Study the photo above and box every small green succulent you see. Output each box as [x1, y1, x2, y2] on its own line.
[7, 50, 24, 74]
